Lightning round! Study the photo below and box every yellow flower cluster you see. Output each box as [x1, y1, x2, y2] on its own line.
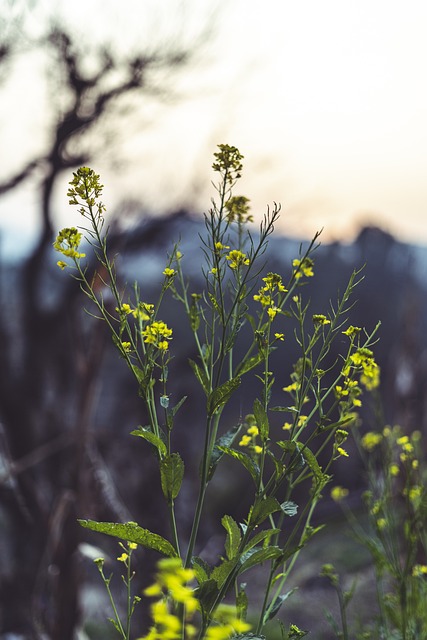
[226, 249, 250, 269]
[331, 486, 349, 502]
[142, 321, 173, 351]
[312, 314, 331, 326]
[224, 195, 253, 224]
[253, 272, 287, 322]
[139, 558, 198, 640]
[53, 227, 86, 267]
[292, 257, 314, 279]
[347, 347, 380, 390]
[212, 144, 243, 180]
[239, 416, 263, 455]
[205, 604, 251, 639]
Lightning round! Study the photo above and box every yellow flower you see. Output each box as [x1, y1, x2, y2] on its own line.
[239, 435, 251, 447]
[117, 552, 128, 562]
[226, 249, 250, 269]
[389, 463, 399, 476]
[361, 432, 382, 451]
[312, 314, 330, 326]
[57, 260, 68, 270]
[116, 303, 133, 315]
[253, 445, 263, 454]
[337, 446, 349, 458]
[142, 321, 173, 350]
[282, 422, 292, 431]
[342, 325, 362, 337]
[121, 342, 132, 352]
[247, 425, 259, 436]
[413, 564, 427, 577]
[274, 333, 285, 341]
[163, 267, 176, 277]
[377, 518, 387, 530]
[292, 257, 314, 279]
[331, 486, 349, 502]
[267, 306, 279, 320]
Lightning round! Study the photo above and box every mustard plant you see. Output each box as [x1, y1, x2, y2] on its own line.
[330, 425, 427, 639]
[54, 146, 380, 639]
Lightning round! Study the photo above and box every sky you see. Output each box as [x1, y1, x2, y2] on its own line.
[1, 0, 427, 258]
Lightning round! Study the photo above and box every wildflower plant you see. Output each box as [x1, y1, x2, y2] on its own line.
[54, 146, 380, 638]
[347, 426, 427, 639]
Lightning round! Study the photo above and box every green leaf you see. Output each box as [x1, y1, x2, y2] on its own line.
[266, 450, 286, 481]
[240, 546, 282, 573]
[196, 579, 220, 613]
[297, 442, 324, 483]
[235, 353, 263, 376]
[208, 377, 241, 415]
[130, 426, 167, 457]
[222, 514, 242, 560]
[160, 453, 184, 501]
[192, 556, 211, 584]
[280, 501, 298, 517]
[130, 364, 152, 395]
[189, 359, 210, 396]
[211, 557, 237, 588]
[253, 398, 269, 441]
[263, 589, 297, 624]
[276, 440, 305, 471]
[78, 520, 177, 557]
[243, 528, 280, 553]
[236, 583, 248, 620]
[207, 424, 241, 480]
[248, 496, 281, 527]
[218, 447, 260, 485]
[169, 395, 187, 417]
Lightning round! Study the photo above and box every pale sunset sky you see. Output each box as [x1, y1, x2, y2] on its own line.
[1, 0, 427, 255]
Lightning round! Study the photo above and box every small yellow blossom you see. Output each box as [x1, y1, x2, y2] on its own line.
[274, 333, 285, 341]
[247, 425, 259, 436]
[239, 435, 251, 447]
[282, 422, 292, 431]
[226, 249, 250, 269]
[342, 325, 362, 337]
[57, 260, 68, 270]
[117, 552, 129, 562]
[253, 445, 263, 454]
[337, 446, 349, 458]
[267, 306, 279, 320]
[163, 267, 176, 277]
[292, 257, 314, 279]
[121, 341, 132, 353]
[224, 195, 253, 224]
[413, 564, 427, 577]
[377, 518, 387, 530]
[331, 486, 349, 502]
[142, 321, 173, 350]
[116, 303, 133, 315]
[312, 314, 331, 326]
[361, 432, 382, 451]
[389, 463, 400, 476]
[133, 302, 154, 321]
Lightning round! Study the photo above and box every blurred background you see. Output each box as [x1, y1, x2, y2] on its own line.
[1, 0, 427, 638]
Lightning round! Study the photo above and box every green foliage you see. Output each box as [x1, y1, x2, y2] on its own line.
[55, 150, 382, 639]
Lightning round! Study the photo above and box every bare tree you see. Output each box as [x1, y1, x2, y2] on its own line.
[0, 7, 214, 637]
